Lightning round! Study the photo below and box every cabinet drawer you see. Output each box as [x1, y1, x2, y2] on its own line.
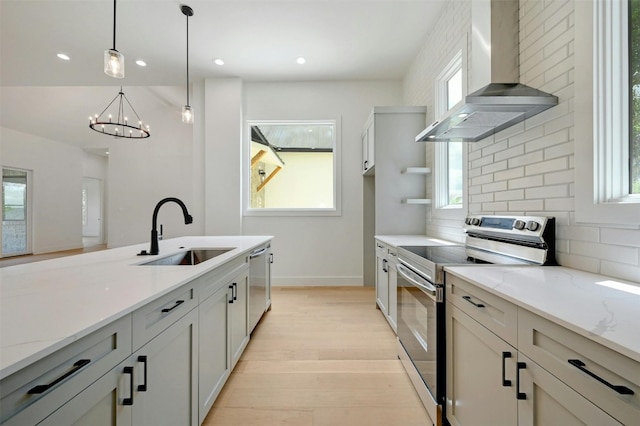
[132, 284, 197, 350]
[198, 255, 248, 301]
[375, 241, 387, 258]
[446, 274, 517, 346]
[0, 314, 132, 426]
[518, 308, 639, 425]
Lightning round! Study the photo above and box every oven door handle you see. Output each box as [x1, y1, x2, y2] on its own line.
[397, 263, 437, 299]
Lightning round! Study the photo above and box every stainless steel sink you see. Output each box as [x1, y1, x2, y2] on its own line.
[139, 248, 234, 266]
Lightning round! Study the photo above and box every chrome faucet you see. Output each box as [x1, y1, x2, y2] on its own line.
[139, 197, 193, 256]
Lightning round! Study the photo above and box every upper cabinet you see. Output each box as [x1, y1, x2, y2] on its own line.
[361, 114, 375, 175]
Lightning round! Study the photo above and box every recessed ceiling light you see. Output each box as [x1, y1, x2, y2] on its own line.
[136, 60, 147, 67]
[213, 58, 224, 66]
[296, 57, 306, 65]
[57, 53, 70, 61]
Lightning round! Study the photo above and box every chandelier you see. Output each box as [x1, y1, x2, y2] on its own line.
[89, 88, 150, 138]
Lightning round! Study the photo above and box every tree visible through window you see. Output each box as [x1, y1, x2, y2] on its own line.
[631, 0, 639, 193]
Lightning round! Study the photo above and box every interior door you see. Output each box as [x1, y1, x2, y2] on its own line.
[82, 177, 103, 243]
[1, 168, 30, 257]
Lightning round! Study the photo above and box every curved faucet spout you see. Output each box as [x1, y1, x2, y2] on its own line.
[143, 197, 193, 255]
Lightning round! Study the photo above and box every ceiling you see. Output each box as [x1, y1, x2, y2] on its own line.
[0, 0, 446, 149]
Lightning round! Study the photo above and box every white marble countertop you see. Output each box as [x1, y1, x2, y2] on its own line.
[0, 236, 272, 379]
[444, 265, 640, 362]
[375, 235, 460, 247]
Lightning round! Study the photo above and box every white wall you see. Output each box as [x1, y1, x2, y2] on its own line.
[1, 127, 83, 254]
[403, 0, 640, 283]
[241, 80, 403, 285]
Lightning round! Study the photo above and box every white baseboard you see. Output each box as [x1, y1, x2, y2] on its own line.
[272, 276, 363, 286]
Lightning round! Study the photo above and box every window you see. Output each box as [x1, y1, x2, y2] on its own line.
[2, 168, 31, 257]
[575, 0, 640, 225]
[433, 45, 467, 216]
[245, 120, 341, 216]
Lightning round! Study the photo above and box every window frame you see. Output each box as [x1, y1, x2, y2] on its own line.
[242, 118, 342, 217]
[432, 43, 468, 220]
[575, 0, 640, 226]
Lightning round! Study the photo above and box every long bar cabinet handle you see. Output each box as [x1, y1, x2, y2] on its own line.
[161, 299, 184, 313]
[462, 295, 485, 308]
[27, 359, 91, 394]
[568, 359, 634, 395]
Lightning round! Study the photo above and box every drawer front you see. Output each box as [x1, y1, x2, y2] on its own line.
[446, 274, 517, 346]
[375, 241, 387, 258]
[1, 314, 132, 426]
[198, 255, 248, 301]
[386, 247, 398, 264]
[518, 308, 639, 425]
[132, 284, 197, 350]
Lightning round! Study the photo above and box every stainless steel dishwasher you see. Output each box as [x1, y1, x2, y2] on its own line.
[249, 244, 271, 333]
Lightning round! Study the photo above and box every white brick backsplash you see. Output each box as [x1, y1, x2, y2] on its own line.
[495, 145, 525, 162]
[526, 184, 568, 199]
[601, 228, 640, 248]
[508, 151, 544, 168]
[508, 175, 544, 190]
[482, 181, 508, 193]
[482, 160, 508, 174]
[600, 262, 640, 283]
[571, 241, 639, 265]
[482, 201, 508, 211]
[544, 169, 574, 185]
[494, 189, 524, 202]
[404, 0, 638, 282]
[544, 197, 574, 212]
[508, 199, 544, 212]
[524, 157, 568, 176]
[494, 167, 525, 182]
[525, 129, 569, 153]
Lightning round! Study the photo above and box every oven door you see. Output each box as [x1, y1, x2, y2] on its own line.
[397, 260, 444, 426]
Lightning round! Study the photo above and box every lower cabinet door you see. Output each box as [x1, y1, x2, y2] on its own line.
[38, 363, 132, 426]
[375, 254, 389, 314]
[131, 308, 198, 426]
[230, 269, 249, 369]
[446, 304, 517, 426]
[517, 354, 622, 426]
[387, 260, 398, 332]
[198, 284, 231, 424]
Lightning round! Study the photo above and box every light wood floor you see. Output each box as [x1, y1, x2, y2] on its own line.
[0, 244, 107, 268]
[203, 286, 430, 426]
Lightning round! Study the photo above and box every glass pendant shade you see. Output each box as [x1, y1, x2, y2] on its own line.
[182, 105, 194, 124]
[104, 49, 124, 78]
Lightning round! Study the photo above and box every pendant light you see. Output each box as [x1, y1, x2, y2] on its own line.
[104, 0, 124, 78]
[89, 87, 150, 138]
[181, 4, 194, 124]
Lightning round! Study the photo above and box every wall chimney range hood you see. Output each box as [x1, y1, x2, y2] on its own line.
[416, 0, 558, 143]
[416, 83, 558, 142]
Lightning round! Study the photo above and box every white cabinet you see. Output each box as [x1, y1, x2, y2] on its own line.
[0, 315, 132, 426]
[374, 239, 398, 333]
[446, 273, 635, 426]
[40, 308, 198, 426]
[362, 114, 375, 175]
[38, 360, 132, 426]
[130, 308, 198, 426]
[229, 268, 249, 369]
[198, 284, 230, 424]
[363, 106, 427, 287]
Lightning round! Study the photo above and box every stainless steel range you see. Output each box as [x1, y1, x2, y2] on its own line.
[396, 215, 556, 426]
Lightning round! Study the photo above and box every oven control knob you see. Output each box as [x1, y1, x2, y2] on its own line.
[471, 218, 481, 226]
[465, 218, 472, 225]
[526, 221, 540, 232]
[514, 220, 526, 230]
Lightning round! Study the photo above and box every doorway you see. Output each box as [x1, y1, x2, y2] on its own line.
[82, 177, 103, 247]
[2, 167, 31, 257]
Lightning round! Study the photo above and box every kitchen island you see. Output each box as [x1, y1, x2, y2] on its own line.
[0, 235, 272, 425]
